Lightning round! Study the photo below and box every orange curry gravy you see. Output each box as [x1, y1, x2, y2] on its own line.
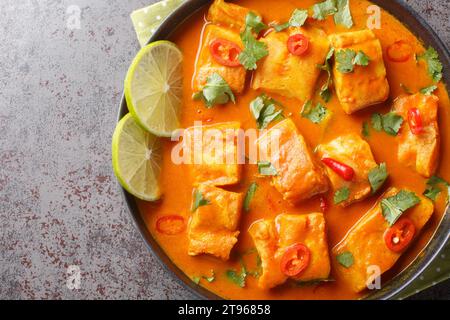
[138, 0, 450, 299]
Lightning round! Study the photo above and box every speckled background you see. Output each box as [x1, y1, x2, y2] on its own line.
[0, 0, 448, 300]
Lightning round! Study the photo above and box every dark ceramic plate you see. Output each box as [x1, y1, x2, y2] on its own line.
[118, 0, 450, 300]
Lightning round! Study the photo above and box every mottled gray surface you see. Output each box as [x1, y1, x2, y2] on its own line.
[0, 0, 448, 300]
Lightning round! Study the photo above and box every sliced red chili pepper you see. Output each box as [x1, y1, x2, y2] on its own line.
[209, 38, 242, 67]
[319, 196, 328, 213]
[386, 40, 413, 63]
[408, 108, 424, 135]
[384, 217, 416, 253]
[287, 34, 309, 56]
[321, 158, 355, 181]
[280, 243, 311, 277]
[156, 215, 186, 235]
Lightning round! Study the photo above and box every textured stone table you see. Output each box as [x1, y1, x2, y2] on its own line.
[0, 0, 448, 300]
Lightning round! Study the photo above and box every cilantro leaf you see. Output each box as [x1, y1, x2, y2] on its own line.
[381, 112, 404, 136]
[371, 113, 383, 131]
[368, 163, 389, 194]
[317, 47, 335, 102]
[417, 46, 443, 82]
[192, 276, 201, 284]
[245, 11, 268, 34]
[353, 50, 370, 66]
[334, 186, 350, 205]
[381, 190, 420, 226]
[257, 161, 277, 176]
[226, 267, 247, 288]
[191, 189, 210, 212]
[250, 94, 284, 129]
[301, 101, 329, 124]
[244, 182, 258, 212]
[239, 16, 269, 70]
[194, 73, 235, 108]
[274, 22, 290, 32]
[202, 270, 215, 283]
[290, 9, 309, 27]
[336, 49, 356, 73]
[312, 0, 338, 20]
[336, 251, 354, 268]
[362, 121, 370, 137]
[420, 85, 438, 95]
[334, 0, 353, 28]
[423, 176, 450, 201]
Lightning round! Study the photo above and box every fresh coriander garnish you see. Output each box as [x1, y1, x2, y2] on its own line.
[274, 9, 308, 31]
[239, 13, 269, 70]
[381, 190, 420, 226]
[191, 189, 210, 212]
[244, 182, 258, 212]
[202, 270, 215, 283]
[423, 176, 450, 202]
[317, 47, 335, 102]
[417, 46, 443, 82]
[257, 161, 277, 176]
[335, 49, 370, 73]
[336, 251, 354, 268]
[312, 0, 338, 20]
[362, 121, 370, 137]
[420, 84, 438, 95]
[250, 94, 284, 129]
[226, 267, 247, 288]
[368, 163, 389, 194]
[193, 73, 235, 108]
[192, 276, 201, 284]
[334, 186, 350, 205]
[370, 112, 404, 136]
[334, 0, 353, 28]
[301, 100, 329, 124]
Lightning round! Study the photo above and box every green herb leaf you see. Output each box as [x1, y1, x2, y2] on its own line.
[362, 121, 370, 137]
[371, 113, 383, 131]
[226, 267, 247, 288]
[381, 190, 420, 226]
[301, 101, 329, 124]
[400, 83, 413, 95]
[353, 50, 370, 66]
[334, 186, 350, 205]
[257, 161, 277, 176]
[381, 112, 404, 136]
[195, 73, 235, 108]
[244, 182, 258, 212]
[312, 0, 338, 20]
[336, 251, 354, 268]
[336, 49, 356, 73]
[423, 176, 450, 201]
[289, 9, 309, 27]
[274, 22, 290, 32]
[334, 0, 353, 28]
[368, 163, 389, 194]
[245, 11, 268, 34]
[291, 278, 336, 287]
[202, 270, 215, 283]
[191, 189, 210, 212]
[417, 47, 443, 82]
[192, 276, 201, 284]
[317, 47, 335, 102]
[420, 85, 438, 95]
[250, 94, 284, 129]
[239, 22, 269, 70]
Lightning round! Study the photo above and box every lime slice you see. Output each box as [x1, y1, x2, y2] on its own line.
[112, 113, 162, 201]
[125, 41, 183, 137]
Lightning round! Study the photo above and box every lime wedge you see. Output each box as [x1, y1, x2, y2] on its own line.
[125, 40, 183, 137]
[112, 113, 162, 201]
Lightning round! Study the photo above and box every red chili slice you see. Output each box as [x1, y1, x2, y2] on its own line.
[321, 158, 355, 181]
[280, 243, 311, 277]
[386, 40, 413, 63]
[319, 196, 329, 213]
[156, 215, 186, 235]
[287, 34, 309, 56]
[209, 38, 242, 67]
[384, 217, 416, 253]
[408, 108, 424, 135]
